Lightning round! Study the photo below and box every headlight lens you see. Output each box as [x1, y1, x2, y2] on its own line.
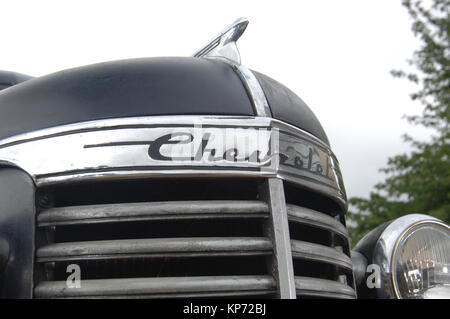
[393, 221, 450, 299]
[373, 214, 450, 299]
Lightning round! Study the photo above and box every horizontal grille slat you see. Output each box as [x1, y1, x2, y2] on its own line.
[34, 275, 277, 298]
[34, 178, 356, 299]
[290, 240, 353, 270]
[295, 276, 356, 299]
[286, 204, 348, 240]
[38, 200, 269, 226]
[37, 237, 273, 262]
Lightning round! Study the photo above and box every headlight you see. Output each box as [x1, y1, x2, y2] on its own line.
[374, 214, 450, 299]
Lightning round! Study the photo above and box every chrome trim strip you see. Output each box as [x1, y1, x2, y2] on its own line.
[261, 178, 296, 298]
[295, 276, 356, 299]
[35, 275, 277, 298]
[291, 240, 353, 270]
[36, 237, 273, 262]
[0, 116, 346, 206]
[233, 64, 272, 117]
[0, 115, 271, 148]
[37, 200, 269, 226]
[200, 57, 271, 117]
[286, 204, 349, 240]
[33, 170, 273, 187]
[0, 116, 333, 154]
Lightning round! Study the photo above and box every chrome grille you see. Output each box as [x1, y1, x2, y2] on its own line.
[284, 182, 356, 299]
[35, 276, 276, 299]
[33, 178, 355, 298]
[287, 204, 355, 299]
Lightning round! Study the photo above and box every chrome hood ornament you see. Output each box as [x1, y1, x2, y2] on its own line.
[193, 17, 248, 65]
[193, 17, 271, 117]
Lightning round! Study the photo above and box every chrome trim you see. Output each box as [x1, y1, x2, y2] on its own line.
[286, 204, 349, 240]
[231, 63, 272, 117]
[35, 275, 277, 298]
[291, 240, 353, 270]
[261, 178, 296, 298]
[37, 200, 269, 226]
[0, 115, 270, 147]
[373, 214, 446, 299]
[37, 237, 273, 262]
[295, 276, 356, 299]
[0, 116, 346, 206]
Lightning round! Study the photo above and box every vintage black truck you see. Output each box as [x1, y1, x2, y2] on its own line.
[0, 18, 448, 299]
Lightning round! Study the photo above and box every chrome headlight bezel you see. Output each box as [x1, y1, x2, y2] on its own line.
[373, 214, 450, 299]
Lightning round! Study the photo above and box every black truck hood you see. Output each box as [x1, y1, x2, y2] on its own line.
[0, 57, 329, 146]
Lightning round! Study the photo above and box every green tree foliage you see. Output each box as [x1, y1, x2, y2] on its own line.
[348, 0, 450, 245]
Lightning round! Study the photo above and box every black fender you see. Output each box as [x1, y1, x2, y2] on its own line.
[0, 168, 36, 298]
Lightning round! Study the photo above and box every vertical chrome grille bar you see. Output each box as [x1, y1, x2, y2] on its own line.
[259, 178, 296, 299]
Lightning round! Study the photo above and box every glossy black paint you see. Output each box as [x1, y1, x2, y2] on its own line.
[0, 235, 9, 274]
[0, 70, 33, 91]
[353, 221, 392, 263]
[0, 57, 254, 140]
[0, 169, 35, 298]
[352, 221, 392, 298]
[0, 57, 331, 147]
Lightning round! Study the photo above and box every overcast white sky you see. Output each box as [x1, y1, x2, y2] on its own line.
[1, 0, 432, 199]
